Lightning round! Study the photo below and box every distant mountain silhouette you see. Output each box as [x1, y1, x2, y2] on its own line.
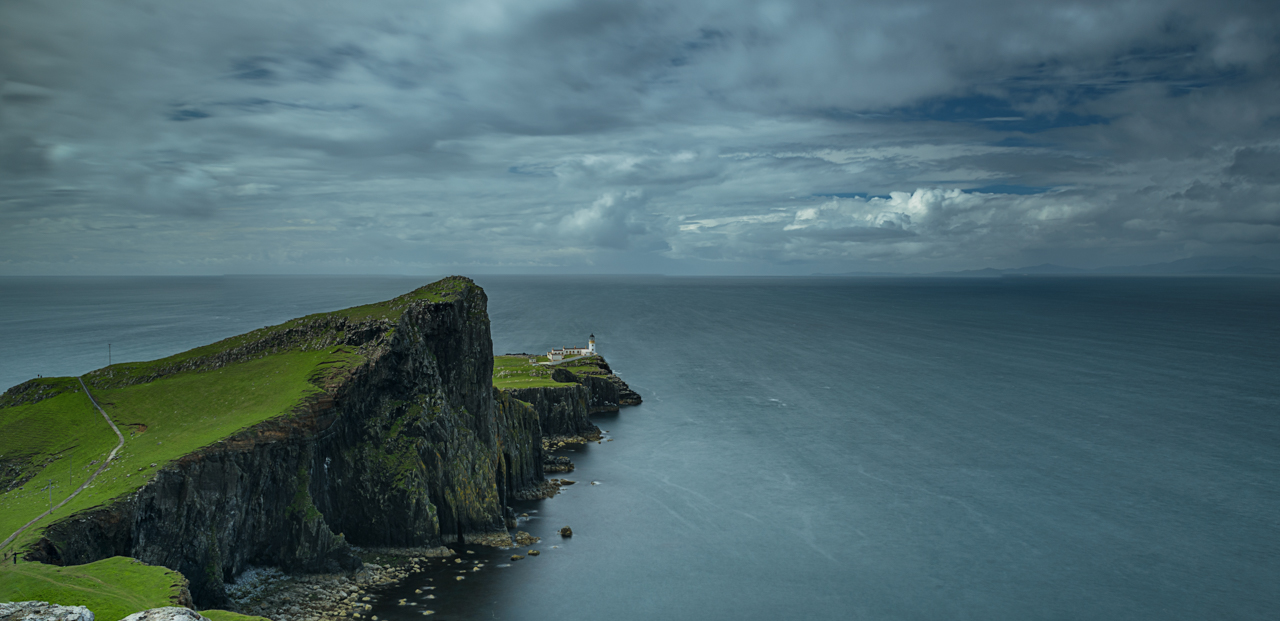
[1091, 256, 1278, 275]
[815, 257, 1279, 277]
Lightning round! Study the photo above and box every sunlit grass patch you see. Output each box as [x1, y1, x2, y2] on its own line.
[491, 356, 574, 389]
[0, 348, 358, 554]
[0, 556, 187, 621]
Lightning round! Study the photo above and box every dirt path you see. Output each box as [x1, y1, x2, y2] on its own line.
[0, 377, 126, 554]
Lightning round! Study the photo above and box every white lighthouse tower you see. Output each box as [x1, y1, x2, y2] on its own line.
[588, 334, 596, 354]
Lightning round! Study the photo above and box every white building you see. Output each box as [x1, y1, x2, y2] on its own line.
[547, 334, 596, 362]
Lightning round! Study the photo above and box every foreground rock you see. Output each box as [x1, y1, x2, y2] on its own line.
[0, 602, 94, 621]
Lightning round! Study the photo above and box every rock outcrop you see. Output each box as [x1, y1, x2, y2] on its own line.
[25, 278, 544, 607]
[505, 359, 640, 439]
[0, 602, 95, 621]
[505, 384, 595, 438]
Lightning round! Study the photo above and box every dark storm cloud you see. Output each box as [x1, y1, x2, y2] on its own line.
[1, 0, 1278, 274]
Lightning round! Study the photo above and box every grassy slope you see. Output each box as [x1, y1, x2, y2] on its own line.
[0, 349, 348, 554]
[491, 354, 607, 389]
[0, 388, 120, 533]
[201, 610, 272, 621]
[1, 278, 472, 556]
[492, 356, 574, 389]
[93, 278, 469, 388]
[557, 358, 609, 376]
[0, 556, 187, 621]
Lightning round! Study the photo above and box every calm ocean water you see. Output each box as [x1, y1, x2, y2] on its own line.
[2, 275, 1278, 620]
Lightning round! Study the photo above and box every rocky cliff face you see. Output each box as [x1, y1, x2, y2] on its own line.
[504, 383, 594, 438]
[27, 278, 544, 607]
[504, 364, 641, 439]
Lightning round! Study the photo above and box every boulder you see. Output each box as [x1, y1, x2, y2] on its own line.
[0, 602, 95, 621]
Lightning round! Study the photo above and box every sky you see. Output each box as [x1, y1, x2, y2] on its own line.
[2, 0, 1279, 275]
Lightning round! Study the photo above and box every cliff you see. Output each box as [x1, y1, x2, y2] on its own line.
[502, 359, 641, 440]
[16, 277, 545, 607]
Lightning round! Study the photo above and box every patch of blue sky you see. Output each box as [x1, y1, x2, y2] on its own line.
[809, 192, 891, 200]
[169, 109, 211, 121]
[963, 184, 1054, 195]
[671, 28, 726, 67]
[217, 98, 362, 112]
[987, 136, 1054, 148]
[231, 57, 276, 82]
[507, 165, 554, 176]
[893, 94, 1110, 133]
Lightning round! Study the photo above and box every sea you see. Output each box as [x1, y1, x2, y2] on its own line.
[1, 275, 1278, 620]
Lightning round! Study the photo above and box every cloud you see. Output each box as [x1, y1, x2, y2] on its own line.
[1, 0, 1279, 274]
[546, 190, 667, 251]
[1228, 147, 1280, 184]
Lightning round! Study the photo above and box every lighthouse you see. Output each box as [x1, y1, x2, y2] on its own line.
[588, 334, 596, 354]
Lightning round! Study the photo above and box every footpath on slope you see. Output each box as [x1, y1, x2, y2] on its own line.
[0, 377, 127, 555]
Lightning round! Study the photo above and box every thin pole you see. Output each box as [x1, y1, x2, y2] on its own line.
[108, 344, 111, 366]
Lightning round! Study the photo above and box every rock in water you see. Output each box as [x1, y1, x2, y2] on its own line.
[559, 526, 573, 537]
[0, 602, 95, 621]
[119, 609, 206, 621]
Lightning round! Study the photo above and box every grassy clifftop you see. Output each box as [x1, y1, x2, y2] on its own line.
[0, 557, 189, 621]
[491, 354, 612, 389]
[0, 277, 477, 557]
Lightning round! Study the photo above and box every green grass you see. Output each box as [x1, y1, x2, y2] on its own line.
[83, 277, 475, 390]
[201, 610, 271, 621]
[557, 359, 609, 376]
[0, 277, 482, 617]
[0, 388, 121, 543]
[1, 277, 478, 556]
[0, 386, 118, 490]
[0, 348, 362, 555]
[491, 356, 576, 389]
[492, 354, 609, 389]
[0, 556, 187, 621]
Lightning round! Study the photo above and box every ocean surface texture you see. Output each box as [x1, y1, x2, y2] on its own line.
[2, 275, 1277, 620]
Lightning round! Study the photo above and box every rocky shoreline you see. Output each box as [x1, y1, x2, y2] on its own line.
[223, 552, 447, 621]
[226, 534, 559, 621]
[223, 432, 606, 621]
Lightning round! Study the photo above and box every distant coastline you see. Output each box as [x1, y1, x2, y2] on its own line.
[814, 255, 1280, 277]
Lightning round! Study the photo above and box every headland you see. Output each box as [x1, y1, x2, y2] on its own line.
[0, 277, 640, 621]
